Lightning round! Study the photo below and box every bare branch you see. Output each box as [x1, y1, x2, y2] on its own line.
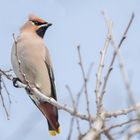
[76, 62, 94, 107]
[77, 46, 92, 127]
[0, 69, 13, 81]
[0, 92, 10, 119]
[101, 13, 135, 98]
[33, 87, 95, 121]
[0, 73, 11, 119]
[0, 78, 10, 119]
[1, 78, 12, 104]
[67, 117, 75, 140]
[126, 125, 140, 140]
[118, 13, 134, 49]
[66, 85, 76, 109]
[13, 33, 30, 86]
[0, 69, 95, 122]
[95, 13, 113, 115]
[105, 103, 140, 118]
[103, 118, 139, 132]
[80, 13, 135, 140]
[104, 131, 115, 140]
[81, 12, 113, 140]
[81, 114, 106, 140]
[76, 119, 82, 136]
[107, 14, 135, 108]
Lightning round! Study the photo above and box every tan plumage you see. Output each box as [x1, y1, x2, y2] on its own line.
[11, 15, 60, 136]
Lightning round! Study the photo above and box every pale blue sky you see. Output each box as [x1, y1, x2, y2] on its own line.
[0, 0, 140, 140]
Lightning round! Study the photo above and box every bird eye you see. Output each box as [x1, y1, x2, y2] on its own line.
[32, 21, 40, 26]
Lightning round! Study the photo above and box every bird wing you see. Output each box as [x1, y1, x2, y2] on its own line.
[39, 47, 60, 134]
[44, 47, 57, 100]
[27, 46, 60, 135]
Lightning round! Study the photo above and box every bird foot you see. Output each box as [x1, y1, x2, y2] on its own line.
[13, 77, 21, 88]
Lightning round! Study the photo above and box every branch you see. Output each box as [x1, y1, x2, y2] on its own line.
[95, 16, 112, 115]
[126, 125, 140, 140]
[13, 34, 30, 85]
[33, 87, 94, 121]
[77, 46, 91, 125]
[105, 103, 140, 118]
[104, 131, 115, 140]
[102, 118, 139, 132]
[101, 13, 135, 98]
[67, 117, 74, 140]
[80, 13, 135, 140]
[2, 78, 12, 105]
[81, 114, 106, 140]
[76, 62, 94, 107]
[66, 85, 84, 136]
[108, 14, 136, 107]
[0, 69, 95, 122]
[0, 71, 11, 119]
[118, 13, 134, 49]
[0, 69, 13, 81]
[81, 12, 113, 140]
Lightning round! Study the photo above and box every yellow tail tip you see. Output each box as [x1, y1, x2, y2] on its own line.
[49, 130, 57, 136]
[49, 127, 61, 136]
[57, 127, 61, 134]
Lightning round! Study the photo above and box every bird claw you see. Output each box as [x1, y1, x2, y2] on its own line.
[13, 77, 21, 88]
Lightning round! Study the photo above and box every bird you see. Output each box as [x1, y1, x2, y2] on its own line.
[11, 15, 60, 136]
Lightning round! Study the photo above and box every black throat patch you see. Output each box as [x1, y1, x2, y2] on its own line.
[36, 26, 47, 38]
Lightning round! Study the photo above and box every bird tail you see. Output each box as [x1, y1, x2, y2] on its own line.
[38, 101, 61, 136]
[47, 119, 61, 136]
[27, 89, 60, 136]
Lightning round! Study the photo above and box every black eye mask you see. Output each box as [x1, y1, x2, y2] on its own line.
[30, 20, 47, 26]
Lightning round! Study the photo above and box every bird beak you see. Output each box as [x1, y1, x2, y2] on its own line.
[39, 23, 52, 28]
[36, 23, 52, 38]
[47, 23, 52, 27]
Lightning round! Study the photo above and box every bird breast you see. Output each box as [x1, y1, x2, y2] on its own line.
[11, 35, 51, 96]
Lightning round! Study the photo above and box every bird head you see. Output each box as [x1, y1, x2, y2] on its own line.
[21, 15, 52, 38]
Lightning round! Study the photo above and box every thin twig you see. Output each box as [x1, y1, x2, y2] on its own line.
[76, 62, 94, 107]
[101, 13, 135, 99]
[112, 124, 132, 139]
[66, 85, 83, 136]
[126, 125, 140, 140]
[13, 33, 29, 85]
[102, 118, 139, 133]
[66, 85, 76, 109]
[95, 14, 113, 115]
[118, 13, 134, 49]
[77, 46, 91, 127]
[0, 69, 13, 81]
[104, 131, 115, 140]
[1, 78, 12, 104]
[105, 103, 140, 118]
[76, 119, 82, 136]
[0, 74, 10, 119]
[110, 29, 136, 107]
[67, 117, 75, 140]
[0, 93, 10, 119]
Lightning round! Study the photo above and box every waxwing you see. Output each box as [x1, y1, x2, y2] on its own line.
[11, 15, 60, 136]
